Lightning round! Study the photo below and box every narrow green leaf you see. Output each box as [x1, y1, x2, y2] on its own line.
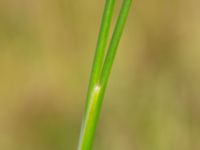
[78, 0, 133, 149]
[78, 1, 115, 149]
[85, 0, 116, 109]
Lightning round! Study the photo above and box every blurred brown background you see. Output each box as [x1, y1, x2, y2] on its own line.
[0, 0, 200, 150]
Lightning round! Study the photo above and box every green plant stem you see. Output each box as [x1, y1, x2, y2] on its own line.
[99, 0, 132, 88]
[78, 0, 132, 150]
[78, 1, 115, 149]
[85, 0, 115, 109]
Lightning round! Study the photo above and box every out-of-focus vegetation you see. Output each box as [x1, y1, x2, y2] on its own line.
[0, 0, 200, 150]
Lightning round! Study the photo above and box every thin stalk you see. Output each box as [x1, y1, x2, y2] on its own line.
[85, 0, 115, 109]
[100, 0, 132, 88]
[78, 1, 115, 149]
[78, 0, 132, 150]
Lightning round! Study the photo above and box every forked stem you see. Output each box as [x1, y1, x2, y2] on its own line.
[78, 0, 132, 149]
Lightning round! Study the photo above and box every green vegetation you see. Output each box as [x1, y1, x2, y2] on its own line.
[1, 0, 200, 150]
[78, 0, 133, 149]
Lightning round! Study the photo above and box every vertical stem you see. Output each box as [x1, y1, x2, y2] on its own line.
[85, 0, 116, 109]
[99, 0, 132, 88]
[78, 0, 115, 149]
[78, 0, 132, 150]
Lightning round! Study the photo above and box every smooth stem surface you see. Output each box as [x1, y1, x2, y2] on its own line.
[78, 0, 132, 150]
[85, 0, 115, 109]
[78, 1, 115, 149]
[99, 0, 132, 87]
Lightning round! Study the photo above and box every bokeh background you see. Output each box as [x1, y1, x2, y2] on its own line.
[0, 0, 200, 149]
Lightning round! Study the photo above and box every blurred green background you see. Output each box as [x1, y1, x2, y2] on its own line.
[0, 0, 200, 149]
